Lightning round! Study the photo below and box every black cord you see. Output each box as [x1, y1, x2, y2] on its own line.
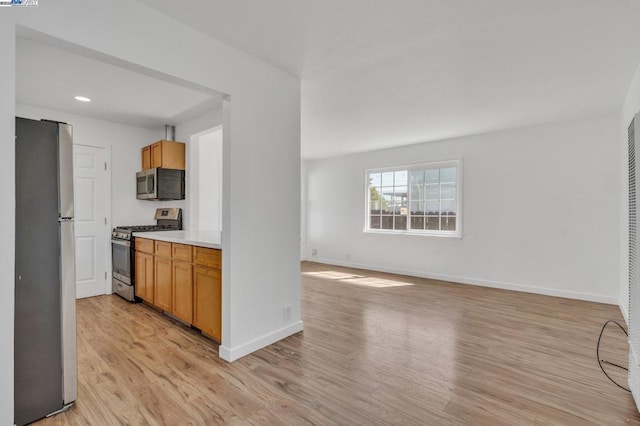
[601, 359, 628, 371]
[597, 320, 631, 392]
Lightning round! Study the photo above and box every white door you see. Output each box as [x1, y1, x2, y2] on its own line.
[74, 144, 108, 299]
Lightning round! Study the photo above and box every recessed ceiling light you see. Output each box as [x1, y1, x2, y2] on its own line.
[74, 96, 91, 102]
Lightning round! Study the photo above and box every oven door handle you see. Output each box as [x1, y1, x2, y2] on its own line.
[111, 239, 131, 248]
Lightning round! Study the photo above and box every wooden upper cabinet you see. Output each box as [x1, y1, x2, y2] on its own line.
[142, 146, 151, 170]
[150, 141, 162, 168]
[141, 140, 186, 170]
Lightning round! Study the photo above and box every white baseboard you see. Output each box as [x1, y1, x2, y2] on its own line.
[302, 257, 618, 305]
[219, 320, 304, 362]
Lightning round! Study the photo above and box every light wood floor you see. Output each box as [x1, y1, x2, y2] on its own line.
[38, 261, 640, 425]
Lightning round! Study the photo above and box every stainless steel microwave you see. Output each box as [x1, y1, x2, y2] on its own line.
[136, 168, 185, 200]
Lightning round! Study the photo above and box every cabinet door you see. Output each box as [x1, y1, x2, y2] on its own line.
[150, 142, 162, 169]
[160, 141, 186, 169]
[134, 252, 147, 300]
[141, 146, 151, 170]
[135, 252, 154, 303]
[172, 261, 193, 323]
[154, 256, 172, 311]
[143, 253, 154, 303]
[193, 266, 221, 341]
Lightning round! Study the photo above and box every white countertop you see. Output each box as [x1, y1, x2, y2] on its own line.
[133, 230, 221, 249]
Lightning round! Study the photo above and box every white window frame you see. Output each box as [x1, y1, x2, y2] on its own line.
[364, 159, 462, 238]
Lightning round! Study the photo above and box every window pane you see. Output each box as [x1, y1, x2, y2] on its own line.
[394, 215, 407, 230]
[394, 186, 408, 197]
[410, 184, 423, 200]
[370, 216, 381, 229]
[426, 216, 440, 230]
[441, 183, 456, 200]
[440, 167, 456, 183]
[381, 190, 393, 212]
[370, 201, 381, 214]
[370, 186, 383, 205]
[426, 200, 439, 215]
[381, 172, 394, 186]
[394, 170, 408, 186]
[410, 201, 423, 215]
[426, 169, 439, 184]
[381, 216, 394, 229]
[398, 198, 409, 214]
[426, 184, 439, 199]
[410, 170, 424, 185]
[369, 173, 382, 188]
[440, 200, 456, 214]
[441, 216, 456, 231]
[410, 216, 424, 230]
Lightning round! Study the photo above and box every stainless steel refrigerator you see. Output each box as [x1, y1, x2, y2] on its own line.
[15, 117, 77, 425]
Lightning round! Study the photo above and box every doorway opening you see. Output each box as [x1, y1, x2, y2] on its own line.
[189, 125, 223, 232]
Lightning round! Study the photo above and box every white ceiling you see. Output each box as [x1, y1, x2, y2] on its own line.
[16, 36, 222, 130]
[136, 0, 640, 158]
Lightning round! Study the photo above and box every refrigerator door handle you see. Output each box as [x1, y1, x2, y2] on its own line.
[58, 124, 74, 219]
[59, 212, 77, 404]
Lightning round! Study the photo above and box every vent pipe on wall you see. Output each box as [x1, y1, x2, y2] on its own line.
[165, 125, 176, 141]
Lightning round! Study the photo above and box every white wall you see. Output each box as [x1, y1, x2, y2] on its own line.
[620, 61, 640, 323]
[304, 114, 621, 304]
[197, 128, 223, 232]
[0, 2, 301, 422]
[175, 108, 223, 142]
[15, 104, 174, 226]
[175, 109, 223, 231]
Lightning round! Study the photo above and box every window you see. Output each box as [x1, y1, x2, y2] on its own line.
[366, 160, 461, 237]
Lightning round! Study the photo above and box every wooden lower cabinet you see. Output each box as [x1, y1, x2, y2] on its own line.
[172, 260, 193, 323]
[136, 238, 221, 342]
[134, 252, 154, 303]
[193, 266, 222, 341]
[154, 256, 172, 312]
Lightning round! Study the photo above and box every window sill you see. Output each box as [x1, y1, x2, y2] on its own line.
[363, 229, 462, 239]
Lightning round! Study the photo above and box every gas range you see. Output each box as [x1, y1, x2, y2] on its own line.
[111, 208, 183, 241]
[112, 224, 179, 241]
[111, 208, 182, 302]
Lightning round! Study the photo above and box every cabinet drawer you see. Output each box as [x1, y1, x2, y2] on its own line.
[194, 247, 221, 269]
[172, 243, 192, 262]
[135, 238, 154, 254]
[155, 241, 172, 258]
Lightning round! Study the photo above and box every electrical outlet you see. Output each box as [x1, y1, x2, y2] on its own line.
[312, 248, 318, 256]
[283, 305, 291, 321]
